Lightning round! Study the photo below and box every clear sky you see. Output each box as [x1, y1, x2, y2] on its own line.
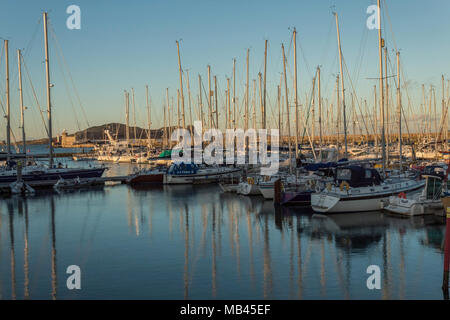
[1, 0, 450, 140]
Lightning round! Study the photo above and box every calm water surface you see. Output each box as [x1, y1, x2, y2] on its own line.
[0, 161, 447, 299]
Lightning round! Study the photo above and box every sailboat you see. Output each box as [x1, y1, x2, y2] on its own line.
[310, 4, 425, 213]
[1, 12, 105, 187]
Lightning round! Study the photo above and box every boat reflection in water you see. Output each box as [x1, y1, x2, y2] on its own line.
[0, 185, 446, 299]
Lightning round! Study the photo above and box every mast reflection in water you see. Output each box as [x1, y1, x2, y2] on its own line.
[0, 184, 446, 299]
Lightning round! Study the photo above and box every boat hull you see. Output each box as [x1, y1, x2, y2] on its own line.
[311, 180, 425, 213]
[0, 167, 106, 184]
[128, 173, 164, 184]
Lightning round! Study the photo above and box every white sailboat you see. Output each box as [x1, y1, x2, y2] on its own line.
[311, 165, 424, 213]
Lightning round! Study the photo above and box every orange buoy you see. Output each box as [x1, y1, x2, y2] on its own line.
[398, 192, 406, 199]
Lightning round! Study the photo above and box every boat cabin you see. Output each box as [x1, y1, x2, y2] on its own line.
[335, 166, 382, 188]
[422, 174, 443, 200]
[167, 162, 199, 175]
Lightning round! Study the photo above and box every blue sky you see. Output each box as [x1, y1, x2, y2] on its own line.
[1, 0, 450, 139]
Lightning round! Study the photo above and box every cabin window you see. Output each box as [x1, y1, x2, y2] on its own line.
[365, 170, 372, 179]
[337, 169, 351, 180]
[427, 178, 442, 200]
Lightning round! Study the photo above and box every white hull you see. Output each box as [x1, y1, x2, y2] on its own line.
[382, 196, 443, 216]
[259, 186, 274, 199]
[219, 183, 240, 193]
[311, 180, 425, 213]
[237, 182, 261, 196]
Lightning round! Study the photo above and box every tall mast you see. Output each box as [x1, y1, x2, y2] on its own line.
[384, 47, 389, 164]
[317, 66, 322, 155]
[214, 76, 218, 129]
[177, 89, 181, 128]
[163, 104, 167, 149]
[336, 74, 340, 149]
[252, 79, 256, 129]
[198, 75, 204, 131]
[176, 41, 186, 129]
[377, 0, 387, 171]
[442, 75, 447, 150]
[293, 28, 299, 158]
[374, 85, 378, 149]
[334, 12, 348, 158]
[277, 85, 281, 132]
[146, 85, 151, 149]
[263, 40, 268, 129]
[312, 77, 316, 148]
[434, 88, 437, 148]
[396, 52, 402, 171]
[227, 78, 231, 129]
[208, 65, 212, 129]
[282, 44, 292, 174]
[258, 72, 263, 128]
[186, 70, 193, 137]
[4, 40, 11, 161]
[17, 49, 26, 156]
[246, 49, 250, 131]
[166, 88, 171, 146]
[132, 88, 137, 140]
[124, 90, 130, 142]
[43, 12, 53, 166]
[233, 59, 236, 129]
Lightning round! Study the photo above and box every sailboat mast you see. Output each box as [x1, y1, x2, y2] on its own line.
[208, 65, 212, 129]
[396, 51, 402, 171]
[214, 76, 218, 129]
[293, 28, 299, 158]
[176, 41, 186, 129]
[258, 73, 263, 128]
[384, 47, 389, 164]
[377, 0, 387, 171]
[282, 44, 292, 173]
[132, 88, 137, 141]
[124, 90, 130, 142]
[17, 49, 26, 156]
[334, 12, 348, 158]
[43, 12, 53, 167]
[186, 70, 193, 137]
[318, 66, 322, 155]
[246, 49, 250, 131]
[374, 85, 378, 150]
[146, 85, 151, 149]
[233, 59, 236, 130]
[198, 75, 204, 131]
[263, 40, 267, 129]
[166, 88, 171, 146]
[227, 78, 231, 129]
[4, 40, 11, 161]
[442, 75, 447, 150]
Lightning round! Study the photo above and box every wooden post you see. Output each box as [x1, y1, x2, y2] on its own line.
[274, 178, 282, 205]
